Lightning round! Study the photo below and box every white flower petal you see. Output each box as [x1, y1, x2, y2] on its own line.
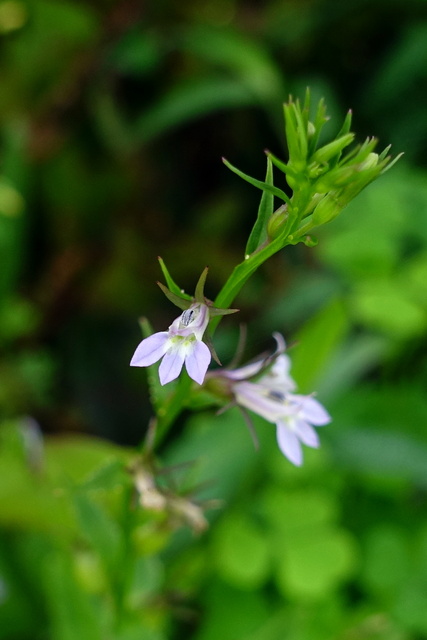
[185, 340, 211, 385]
[299, 396, 331, 425]
[159, 348, 185, 385]
[130, 332, 169, 367]
[294, 419, 320, 448]
[221, 359, 266, 380]
[234, 382, 285, 423]
[262, 355, 296, 392]
[276, 422, 303, 466]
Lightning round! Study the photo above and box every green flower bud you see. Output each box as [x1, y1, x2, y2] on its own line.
[311, 133, 355, 164]
[359, 152, 379, 170]
[267, 205, 289, 239]
[312, 192, 343, 225]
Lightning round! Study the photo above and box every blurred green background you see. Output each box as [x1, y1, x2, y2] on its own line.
[1, 0, 427, 638]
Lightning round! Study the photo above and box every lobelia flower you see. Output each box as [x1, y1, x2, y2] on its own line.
[131, 303, 211, 385]
[131, 262, 238, 386]
[219, 334, 331, 466]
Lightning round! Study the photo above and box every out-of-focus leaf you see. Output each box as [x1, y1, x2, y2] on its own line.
[134, 77, 253, 142]
[291, 297, 349, 392]
[45, 435, 132, 486]
[211, 512, 270, 589]
[109, 30, 162, 75]
[42, 548, 104, 640]
[177, 25, 285, 103]
[331, 429, 427, 488]
[350, 279, 426, 338]
[276, 527, 357, 599]
[72, 491, 122, 579]
[164, 408, 259, 502]
[0, 456, 76, 537]
[361, 524, 410, 595]
[194, 579, 270, 640]
[316, 334, 389, 400]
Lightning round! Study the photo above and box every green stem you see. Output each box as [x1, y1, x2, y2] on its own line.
[151, 198, 301, 450]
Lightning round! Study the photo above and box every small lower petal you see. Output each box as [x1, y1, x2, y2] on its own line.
[185, 340, 211, 385]
[130, 332, 169, 367]
[300, 396, 331, 425]
[295, 419, 319, 448]
[159, 348, 185, 385]
[276, 422, 303, 466]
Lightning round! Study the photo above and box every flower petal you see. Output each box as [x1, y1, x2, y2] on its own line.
[234, 382, 285, 423]
[294, 419, 320, 448]
[185, 340, 211, 385]
[221, 359, 266, 380]
[159, 348, 185, 385]
[276, 422, 303, 466]
[299, 396, 331, 425]
[130, 332, 169, 367]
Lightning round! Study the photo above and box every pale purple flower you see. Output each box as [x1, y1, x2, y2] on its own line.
[219, 333, 331, 465]
[131, 303, 211, 385]
[233, 382, 330, 465]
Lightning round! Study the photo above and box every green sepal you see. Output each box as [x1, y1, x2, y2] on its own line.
[222, 157, 291, 206]
[308, 97, 329, 154]
[157, 282, 190, 310]
[336, 109, 353, 139]
[380, 151, 404, 173]
[158, 256, 192, 301]
[245, 157, 274, 255]
[203, 330, 221, 366]
[208, 306, 239, 317]
[194, 266, 209, 302]
[311, 133, 355, 165]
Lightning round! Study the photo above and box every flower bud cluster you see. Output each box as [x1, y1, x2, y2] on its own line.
[223, 91, 401, 253]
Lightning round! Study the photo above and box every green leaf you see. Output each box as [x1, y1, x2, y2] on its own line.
[222, 158, 291, 206]
[177, 25, 285, 103]
[134, 77, 253, 143]
[42, 548, 104, 640]
[276, 526, 357, 599]
[72, 491, 122, 579]
[245, 157, 274, 255]
[291, 297, 349, 392]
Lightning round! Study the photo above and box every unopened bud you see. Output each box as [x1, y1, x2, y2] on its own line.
[312, 192, 343, 225]
[267, 205, 289, 239]
[311, 133, 355, 165]
[359, 152, 379, 171]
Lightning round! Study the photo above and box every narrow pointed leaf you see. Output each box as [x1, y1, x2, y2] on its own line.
[223, 158, 291, 205]
[158, 257, 192, 300]
[265, 151, 294, 176]
[245, 157, 274, 255]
